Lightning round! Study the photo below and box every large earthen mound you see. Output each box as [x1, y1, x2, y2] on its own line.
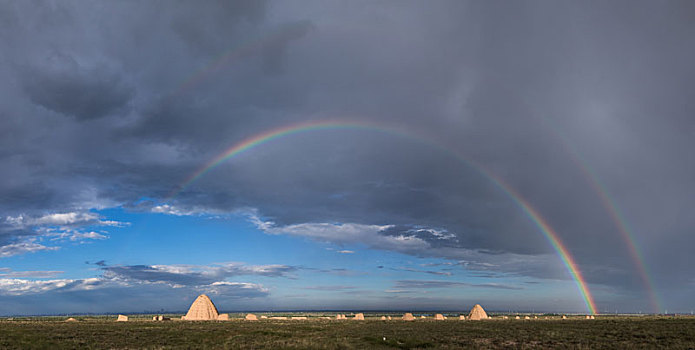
[468, 304, 488, 320]
[402, 313, 415, 321]
[183, 294, 219, 321]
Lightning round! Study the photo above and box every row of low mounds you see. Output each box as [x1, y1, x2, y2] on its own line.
[116, 296, 495, 322]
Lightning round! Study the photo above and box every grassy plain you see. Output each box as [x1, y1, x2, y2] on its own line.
[0, 314, 694, 349]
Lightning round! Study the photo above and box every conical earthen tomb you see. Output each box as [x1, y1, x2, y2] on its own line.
[468, 304, 488, 320]
[183, 294, 219, 321]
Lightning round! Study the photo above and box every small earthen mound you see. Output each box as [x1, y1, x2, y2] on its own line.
[459, 315, 466, 320]
[435, 314, 445, 320]
[353, 313, 364, 320]
[402, 313, 415, 321]
[292, 316, 308, 320]
[245, 313, 258, 321]
[65, 318, 77, 322]
[217, 314, 229, 321]
[117, 315, 128, 322]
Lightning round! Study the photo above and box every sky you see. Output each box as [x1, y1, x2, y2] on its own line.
[0, 0, 694, 316]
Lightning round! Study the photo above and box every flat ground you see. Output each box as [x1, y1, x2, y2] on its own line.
[1, 315, 694, 349]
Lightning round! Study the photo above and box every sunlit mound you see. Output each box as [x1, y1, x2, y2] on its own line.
[182, 294, 219, 321]
[468, 304, 488, 320]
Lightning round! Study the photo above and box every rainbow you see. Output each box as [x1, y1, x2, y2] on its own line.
[537, 119, 661, 313]
[168, 23, 311, 99]
[564, 146, 660, 313]
[169, 120, 598, 314]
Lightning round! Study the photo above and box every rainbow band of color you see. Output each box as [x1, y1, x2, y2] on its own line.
[169, 120, 598, 315]
[568, 149, 660, 314]
[539, 118, 661, 313]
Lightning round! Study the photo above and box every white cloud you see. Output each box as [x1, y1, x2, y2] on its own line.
[1, 212, 125, 256]
[0, 242, 58, 258]
[206, 281, 269, 296]
[151, 204, 196, 216]
[406, 227, 456, 241]
[6, 212, 127, 229]
[33, 212, 100, 226]
[6, 211, 128, 229]
[69, 231, 108, 241]
[0, 278, 104, 296]
[247, 214, 431, 255]
[337, 250, 354, 254]
[150, 204, 227, 217]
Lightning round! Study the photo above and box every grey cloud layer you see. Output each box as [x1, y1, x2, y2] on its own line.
[103, 263, 298, 285]
[0, 0, 693, 311]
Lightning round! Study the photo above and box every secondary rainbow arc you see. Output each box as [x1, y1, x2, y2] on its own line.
[537, 118, 661, 314]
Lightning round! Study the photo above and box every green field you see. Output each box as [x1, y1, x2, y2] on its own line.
[1, 315, 694, 349]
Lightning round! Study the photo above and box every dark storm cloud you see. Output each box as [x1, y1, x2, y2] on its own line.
[19, 53, 133, 120]
[1, 0, 694, 311]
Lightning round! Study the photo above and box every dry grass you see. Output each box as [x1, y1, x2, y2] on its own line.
[0, 315, 694, 349]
